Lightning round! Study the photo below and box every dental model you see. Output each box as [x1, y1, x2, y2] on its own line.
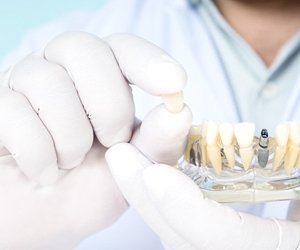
[162, 92, 184, 113]
[284, 121, 300, 175]
[206, 121, 222, 174]
[273, 123, 289, 170]
[219, 123, 235, 168]
[234, 122, 255, 170]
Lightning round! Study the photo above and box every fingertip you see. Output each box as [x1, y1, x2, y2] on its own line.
[146, 55, 187, 95]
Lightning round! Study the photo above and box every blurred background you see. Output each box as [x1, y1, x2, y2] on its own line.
[0, 0, 107, 62]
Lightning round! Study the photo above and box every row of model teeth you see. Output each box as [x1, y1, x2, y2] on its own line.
[187, 121, 300, 175]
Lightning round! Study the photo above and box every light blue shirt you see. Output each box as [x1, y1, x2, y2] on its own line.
[199, 0, 300, 134]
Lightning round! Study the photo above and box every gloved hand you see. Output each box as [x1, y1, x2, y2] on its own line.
[0, 32, 192, 249]
[106, 143, 300, 250]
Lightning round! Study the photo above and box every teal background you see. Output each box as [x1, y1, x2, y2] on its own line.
[0, 0, 108, 61]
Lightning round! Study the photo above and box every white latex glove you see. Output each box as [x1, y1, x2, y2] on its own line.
[0, 32, 191, 249]
[106, 144, 300, 250]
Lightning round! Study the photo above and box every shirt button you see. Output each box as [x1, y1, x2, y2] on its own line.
[260, 83, 279, 99]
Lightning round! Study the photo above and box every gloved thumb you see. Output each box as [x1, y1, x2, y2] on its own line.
[106, 143, 195, 250]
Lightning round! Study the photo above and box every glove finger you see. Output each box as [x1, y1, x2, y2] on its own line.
[143, 165, 300, 250]
[0, 86, 58, 185]
[44, 32, 135, 147]
[131, 104, 192, 165]
[106, 143, 194, 250]
[9, 54, 93, 169]
[106, 33, 187, 96]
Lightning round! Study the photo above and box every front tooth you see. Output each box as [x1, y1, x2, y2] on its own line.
[219, 123, 235, 168]
[234, 123, 255, 147]
[206, 121, 222, 174]
[273, 123, 289, 170]
[288, 121, 300, 144]
[206, 121, 219, 145]
[275, 123, 289, 146]
[284, 122, 300, 175]
[200, 121, 208, 165]
[234, 122, 255, 170]
[219, 123, 234, 145]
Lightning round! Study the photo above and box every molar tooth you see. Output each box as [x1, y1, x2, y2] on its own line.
[206, 121, 222, 174]
[273, 123, 289, 170]
[234, 122, 255, 170]
[284, 121, 300, 175]
[184, 125, 201, 163]
[219, 123, 235, 168]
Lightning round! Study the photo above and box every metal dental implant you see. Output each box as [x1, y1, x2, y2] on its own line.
[258, 129, 269, 168]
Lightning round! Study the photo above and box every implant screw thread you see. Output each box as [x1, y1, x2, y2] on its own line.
[258, 129, 269, 168]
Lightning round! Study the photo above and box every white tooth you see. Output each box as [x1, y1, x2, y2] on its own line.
[219, 123, 234, 146]
[288, 121, 300, 144]
[206, 121, 219, 145]
[234, 122, 255, 170]
[201, 121, 208, 138]
[219, 123, 235, 168]
[275, 123, 289, 146]
[207, 145, 222, 174]
[234, 122, 255, 147]
[200, 121, 208, 165]
[273, 123, 289, 170]
[162, 92, 184, 113]
[205, 121, 222, 174]
[284, 121, 300, 175]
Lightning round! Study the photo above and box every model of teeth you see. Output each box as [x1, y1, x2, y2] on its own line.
[234, 122, 255, 170]
[219, 123, 235, 168]
[206, 121, 222, 174]
[201, 121, 208, 166]
[162, 92, 184, 113]
[273, 123, 289, 170]
[284, 121, 300, 175]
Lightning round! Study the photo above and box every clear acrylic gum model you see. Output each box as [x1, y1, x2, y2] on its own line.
[178, 121, 300, 203]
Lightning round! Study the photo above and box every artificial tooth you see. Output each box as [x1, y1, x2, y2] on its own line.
[284, 122, 300, 175]
[206, 121, 219, 145]
[206, 121, 222, 174]
[273, 123, 289, 170]
[295, 121, 300, 167]
[219, 123, 235, 168]
[234, 122, 255, 170]
[184, 125, 201, 162]
[200, 121, 208, 165]
[162, 92, 184, 113]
